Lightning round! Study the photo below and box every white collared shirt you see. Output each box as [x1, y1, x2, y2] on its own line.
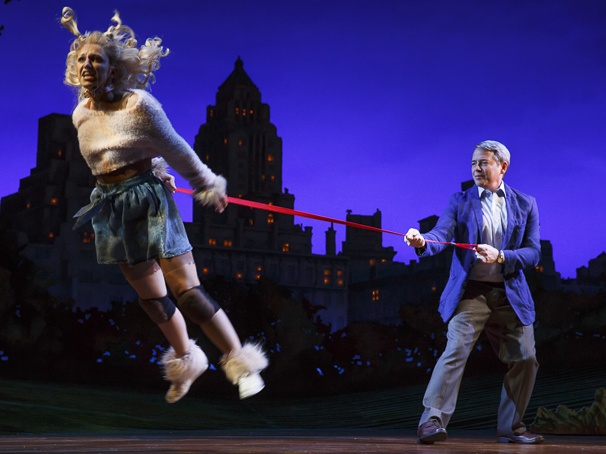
[469, 183, 507, 282]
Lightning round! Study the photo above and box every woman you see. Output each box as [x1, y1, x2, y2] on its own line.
[62, 7, 267, 402]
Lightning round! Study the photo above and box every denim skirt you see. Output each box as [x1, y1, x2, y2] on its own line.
[74, 171, 192, 265]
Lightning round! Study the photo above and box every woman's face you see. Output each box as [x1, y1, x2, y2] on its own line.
[76, 43, 112, 92]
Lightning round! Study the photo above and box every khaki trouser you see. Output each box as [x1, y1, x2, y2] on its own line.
[419, 280, 539, 436]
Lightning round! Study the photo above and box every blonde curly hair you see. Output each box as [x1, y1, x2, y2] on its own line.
[61, 7, 169, 100]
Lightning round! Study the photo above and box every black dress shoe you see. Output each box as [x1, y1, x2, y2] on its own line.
[497, 431, 545, 444]
[417, 418, 448, 444]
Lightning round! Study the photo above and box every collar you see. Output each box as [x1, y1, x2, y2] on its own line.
[477, 182, 506, 198]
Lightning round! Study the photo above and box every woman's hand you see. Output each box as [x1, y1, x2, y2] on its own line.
[193, 175, 228, 213]
[159, 173, 177, 193]
[215, 195, 228, 213]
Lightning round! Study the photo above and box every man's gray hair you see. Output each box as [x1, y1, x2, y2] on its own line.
[476, 140, 511, 166]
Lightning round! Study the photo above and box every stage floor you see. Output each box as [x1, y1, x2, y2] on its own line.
[1, 430, 606, 453]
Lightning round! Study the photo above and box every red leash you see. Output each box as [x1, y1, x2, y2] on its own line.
[175, 188, 477, 250]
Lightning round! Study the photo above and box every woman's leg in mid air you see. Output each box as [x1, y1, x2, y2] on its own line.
[120, 260, 208, 403]
[120, 260, 189, 353]
[160, 252, 268, 399]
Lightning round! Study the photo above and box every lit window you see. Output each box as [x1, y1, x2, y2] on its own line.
[202, 267, 210, 275]
[236, 272, 243, 280]
[238, 138, 243, 146]
[267, 153, 274, 162]
[250, 109, 254, 115]
[369, 259, 376, 266]
[267, 213, 274, 225]
[371, 289, 380, 301]
[48, 232, 55, 239]
[224, 138, 228, 145]
[282, 243, 290, 252]
[26, 201, 31, 209]
[235, 107, 239, 115]
[82, 232, 94, 244]
[223, 240, 233, 247]
[242, 109, 247, 116]
[323, 269, 331, 285]
[208, 238, 217, 246]
[249, 219, 254, 226]
[57, 149, 63, 158]
[535, 265, 544, 272]
[209, 109, 214, 118]
[270, 175, 275, 181]
[337, 278, 344, 286]
[50, 198, 58, 205]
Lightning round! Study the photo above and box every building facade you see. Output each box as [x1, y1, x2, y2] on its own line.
[0, 59, 564, 331]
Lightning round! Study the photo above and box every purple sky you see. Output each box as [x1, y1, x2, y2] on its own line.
[2, 0, 605, 279]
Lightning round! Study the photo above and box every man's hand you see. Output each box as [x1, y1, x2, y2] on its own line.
[475, 244, 499, 263]
[405, 228, 426, 248]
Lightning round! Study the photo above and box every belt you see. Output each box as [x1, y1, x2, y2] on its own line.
[96, 159, 152, 184]
[467, 279, 505, 289]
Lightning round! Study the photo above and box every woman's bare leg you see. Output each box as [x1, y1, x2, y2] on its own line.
[200, 310, 242, 354]
[156, 311, 189, 357]
[160, 253, 241, 354]
[120, 259, 208, 403]
[119, 260, 189, 356]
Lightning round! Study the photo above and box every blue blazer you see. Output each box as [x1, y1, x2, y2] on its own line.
[419, 183, 541, 325]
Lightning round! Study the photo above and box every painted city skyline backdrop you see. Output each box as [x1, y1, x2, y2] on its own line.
[1, 0, 605, 279]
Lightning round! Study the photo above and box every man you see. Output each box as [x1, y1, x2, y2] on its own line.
[405, 140, 544, 444]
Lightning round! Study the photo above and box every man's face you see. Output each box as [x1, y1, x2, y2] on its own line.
[471, 148, 508, 190]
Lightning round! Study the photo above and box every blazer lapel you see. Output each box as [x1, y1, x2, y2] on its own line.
[503, 183, 517, 248]
[469, 187, 483, 243]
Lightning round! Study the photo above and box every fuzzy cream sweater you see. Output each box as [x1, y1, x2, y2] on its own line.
[72, 89, 219, 191]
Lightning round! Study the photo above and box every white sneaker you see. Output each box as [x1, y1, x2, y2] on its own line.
[237, 373, 265, 399]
